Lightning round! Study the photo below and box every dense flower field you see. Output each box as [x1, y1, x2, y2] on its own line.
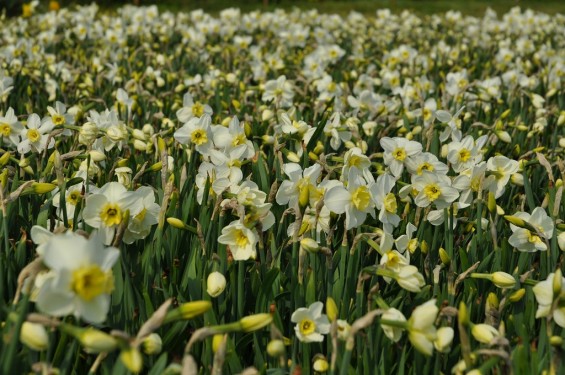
[0, 3, 565, 374]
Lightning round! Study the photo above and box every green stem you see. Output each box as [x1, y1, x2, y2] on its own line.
[238, 261, 245, 318]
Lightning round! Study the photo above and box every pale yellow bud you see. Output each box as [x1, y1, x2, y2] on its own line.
[167, 217, 186, 229]
[326, 297, 338, 322]
[239, 313, 272, 332]
[313, 356, 329, 372]
[77, 328, 119, 353]
[471, 323, 499, 344]
[267, 339, 285, 357]
[558, 232, 565, 251]
[142, 333, 162, 355]
[120, 347, 143, 373]
[32, 182, 57, 194]
[206, 271, 227, 298]
[508, 288, 526, 302]
[553, 269, 562, 296]
[300, 238, 320, 253]
[20, 322, 49, 351]
[287, 152, 300, 163]
[491, 272, 516, 289]
[212, 334, 224, 353]
[262, 109, 274, 122]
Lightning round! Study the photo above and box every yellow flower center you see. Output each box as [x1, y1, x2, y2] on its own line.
[52, 114, 66, 126]
[351, 186, 371, 211]
[67, 190, 81, 206]
[134, 207, 147, 223]
[0, 123, 10, 136]
[100, 203, 122, 227]
[470, 176, 481, 192]
[384, 251, 400, 268]
[191, 129, 208, 145]
[384, 192, 397, 213]
[458, 148, 471, 162]
[417, 162, 434, 175]
[192, 102, 204, 117]
[423, 183, 441, 202]
[393, 147, 406, 161]
[423, 108, 432, 121]
[299, 318, 316, 336]
[235, 229, 249, 248]
[232, 133, 247, 147]
[27, 129, 41, 143]
[348, 155, 364, 168]
[408, 239, 419, 253]
[527, 231, 542, 244]
[70, 265, 114, 301]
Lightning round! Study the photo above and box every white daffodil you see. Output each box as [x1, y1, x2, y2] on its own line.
[323, 112, 351, 150]
[0, 107, 23, 146]
[533, 272, 565, 327]
[452, 162, 488, 206]
[262, 75, 294, 108]
[407, 299, 438, 356]
[342, 147, 373, 184]
[17, 113, 55, 154]
[435, 106, 464, 142]
[486, 155, 519, 199]
[405, 151, 449, 177]
[446, 135, 487, 173]
[35, 231, 119, 324]
[218, 221, 258, 261]
[174, 114, 214, 155]
[395, 222, 419, 254]
[508, 207, 554, 252]
[291, 301, 330, 343]
[83, 182, 143, 245]
[380, 137, 422, 178]
[412, 171, 459, 209]
[325, 180, 376, 230]
[44, 101, 74, 136]
[381, 308, 406, 342]
[371, 173, 400, 230]
[176, 92, 213, 123]
[123, 186, 160, 244]
[212, 116, 254, 158]
[276, 163, 322, 209]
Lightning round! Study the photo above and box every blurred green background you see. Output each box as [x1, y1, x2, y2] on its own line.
[3, 0, 565, 18]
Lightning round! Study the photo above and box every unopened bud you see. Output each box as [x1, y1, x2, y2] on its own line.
[553, 269, 562, 296]
[142, 333, 162, 355]
[20, 322, 49, 351]
[508, 288, 525, 302]
[326, 297, 338, 322]
[267, 339, 285, 357]
[491, 272, 516, 289]
[439, 248, 450, 265]
[300, 238, 319, 253]
[120, 347, 143, 373]
[239, 313, 272, 332]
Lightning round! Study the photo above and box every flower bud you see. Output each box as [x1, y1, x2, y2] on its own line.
[550, 336, 563, 346]
[212, 334, 224, 353]
[439, 248, 450, 265]
[326, 297, 338, 322]
[458, 302, 469, 326]
[206, 271, 227, 298]
[32, 182, 57, 194]
[491, 272, 516, 289]
[20, 322, 49, 351]
[434, 326, 454, 353]
[262, 109, 274, 122]
[313, 356, 329, 373]
[267, 339, 285, 357]
[487, 192, 497, 214]
[287, 151, 300, 163]
[165, 301, 212, 323]
[142, 333, 162, 355]
[420, 240, 428, 254]
[300, 238, 320, 253]
[79, 122, 98, 145]
[558, 232, 565, 251]
[115, 167, 132, 188]
[508, 288, 526, 302]
[239, 313, 272, 332]
[553, 269, 562, 297]
[76, 328, 118, 353]
[471, 323, 499, 344]
[167, 217, 187, 229]
[120, 347, 143, 373]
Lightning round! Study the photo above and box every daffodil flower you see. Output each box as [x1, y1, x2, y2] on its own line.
[291, 301, 330, 343]
[35, 231, 119, 324]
